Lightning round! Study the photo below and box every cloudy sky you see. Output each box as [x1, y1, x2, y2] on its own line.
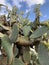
[0, 0, 49, 22]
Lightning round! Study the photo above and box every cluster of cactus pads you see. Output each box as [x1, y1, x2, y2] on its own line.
[0, 4, 49, 65]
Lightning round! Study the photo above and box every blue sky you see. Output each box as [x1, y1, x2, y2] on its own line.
[0, 0, 49, 22]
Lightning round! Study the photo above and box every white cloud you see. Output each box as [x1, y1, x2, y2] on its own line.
[43, 15, 47, 18]
[0, 8, 8, 16]
[10, 0, 45, 8]
[25, 0, 45, 7]
[0, 0, 6, 5]
[25, 9, 31, 14]
[12, 0, 22, 8]
[25, 9, 29, 14]
[0, 0, 45, 15]
[0, 0, 45, 9]
[6, 3, 12, 10]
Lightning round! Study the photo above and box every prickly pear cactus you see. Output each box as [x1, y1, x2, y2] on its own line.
[0, 4, 49, 65]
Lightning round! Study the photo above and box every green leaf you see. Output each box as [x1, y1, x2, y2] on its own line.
[38, 43, 49, 65]
[30, 26, 49, 39]
[10, 15, 17, 23]
[23, 47, 31, 63]
[11, 58, 25, 65]
[31, 53, 38, 61]
[0, 55, 3, 60]
[30, 48, 40, 65]
[23, 26, 31, 36]
[12, 6, 18, 14]
[18, 15, 24, 24]
[1, 36, 13, 65]
[10, 24, 18, 43]
[19, 15, 28, 26]
[47, 30, 49, 36]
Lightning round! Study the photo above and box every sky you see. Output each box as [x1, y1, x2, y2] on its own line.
[0, 0, 49, 22]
